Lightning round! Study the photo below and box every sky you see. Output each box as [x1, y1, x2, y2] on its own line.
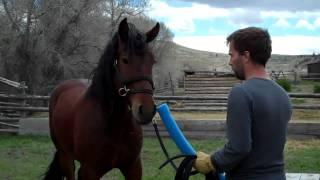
[147, 0, 320, 55]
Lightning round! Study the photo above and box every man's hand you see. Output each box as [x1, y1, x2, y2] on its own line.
[193, 151, 215, 174]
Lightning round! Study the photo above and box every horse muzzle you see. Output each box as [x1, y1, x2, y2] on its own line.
[132, 103, 156, 125]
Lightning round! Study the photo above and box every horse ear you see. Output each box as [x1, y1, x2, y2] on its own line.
[146, 23, 160, 43]
[118, 18, 129, 42]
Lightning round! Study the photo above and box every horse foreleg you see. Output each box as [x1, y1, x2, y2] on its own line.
[78, 164, 101, 180]
[59, 152, 75, 180]
[120, 158, 142, 180]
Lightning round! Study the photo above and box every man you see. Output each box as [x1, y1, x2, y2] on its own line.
[193, 27, 292, 180]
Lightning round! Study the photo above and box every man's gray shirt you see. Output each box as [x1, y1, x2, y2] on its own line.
[212, 78, 292, 180]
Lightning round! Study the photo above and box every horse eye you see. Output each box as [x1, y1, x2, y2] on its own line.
[122, 58, 129, 64]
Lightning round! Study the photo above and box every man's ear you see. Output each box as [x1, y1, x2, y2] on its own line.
[243, 51, 250, 63]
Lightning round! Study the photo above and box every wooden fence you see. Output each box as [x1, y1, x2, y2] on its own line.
[300, 73, 320, 81]
[1, 93, 320, 137]
[143, 120, 320, 139]
[1, 93, 320, 113]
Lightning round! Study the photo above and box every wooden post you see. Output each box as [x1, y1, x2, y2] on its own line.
[183, 71, 186, 92]
[20, 81, 27, 118]
[293, 69, 298, 84]
[168, 72, 175, 96]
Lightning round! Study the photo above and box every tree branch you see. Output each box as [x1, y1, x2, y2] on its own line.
[2, 0, 20, 32]
[55, 0, 90, 46]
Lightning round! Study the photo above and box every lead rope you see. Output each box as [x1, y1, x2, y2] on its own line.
[152, 117, 220, 180]
[152, 117, 178, 170]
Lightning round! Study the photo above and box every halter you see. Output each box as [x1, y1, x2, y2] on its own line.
[113, 60, 154, 97]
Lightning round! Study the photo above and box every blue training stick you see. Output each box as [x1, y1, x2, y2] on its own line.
[156, 103, 226, 180]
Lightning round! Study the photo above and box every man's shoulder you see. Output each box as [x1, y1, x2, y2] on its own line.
[229, 84, 251, 100]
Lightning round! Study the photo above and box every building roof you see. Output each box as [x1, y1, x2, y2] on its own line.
[307, 59, 320, 65]
[295, 56, 320, 68]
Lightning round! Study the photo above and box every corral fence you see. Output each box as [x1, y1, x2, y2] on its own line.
[300, 73, 320, 81]
[1, 93, 320, 138]
[270, 71, 320, 82]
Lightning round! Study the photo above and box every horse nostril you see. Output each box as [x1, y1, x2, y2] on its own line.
[139, 105, 144, 115]
[138, 105, 156, 117]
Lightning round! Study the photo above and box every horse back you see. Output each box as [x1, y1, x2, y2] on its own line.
[49, 79, 89, 152]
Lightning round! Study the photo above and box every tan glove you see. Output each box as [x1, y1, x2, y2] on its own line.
[193, 151, 215, 174]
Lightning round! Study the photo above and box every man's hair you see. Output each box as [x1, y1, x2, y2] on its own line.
[227, 27, 272, 66]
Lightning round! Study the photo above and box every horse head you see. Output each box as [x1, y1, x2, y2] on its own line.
[114, 18, 160, 124]
[90, 18, 159, 124]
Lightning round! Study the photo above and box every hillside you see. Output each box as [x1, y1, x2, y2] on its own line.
[170, 42, 307, 72]
[153, 42, 309, 86]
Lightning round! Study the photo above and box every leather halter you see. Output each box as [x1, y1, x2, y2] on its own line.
[113, 60, 154, 97]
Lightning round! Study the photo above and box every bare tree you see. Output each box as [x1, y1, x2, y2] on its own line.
[102, 0, 150, 35]
[0, 0, 177, 94]
[1, 0, 37, 91]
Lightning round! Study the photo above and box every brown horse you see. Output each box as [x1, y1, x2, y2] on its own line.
[43, 18, 160, 180]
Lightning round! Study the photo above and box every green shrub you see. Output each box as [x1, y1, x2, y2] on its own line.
[276, 79, 291, 92]
[314, 84, 320, 93]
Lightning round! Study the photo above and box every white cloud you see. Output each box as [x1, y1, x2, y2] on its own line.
[148, 0, 230, 33]
[178, 3, 230, 19]
[261, 10, 320, 20]
[295, 19, 315, 30]
[174, 35, 228, 53]
[149, 0, 263, 31]
[315, 18, 320, 28]
[148, 0, 230, 20]
[149, 0, 320, 32]
[179, 0, 320, 11]
[148, 0, 320, 55]
[272, 35, 320, 55]
[229, 9, 262, 25]
[167, 18, 195, 33]
[174, 35, 320, 55]
[274, 18, 291, 28]
[293, 18, 320, 30]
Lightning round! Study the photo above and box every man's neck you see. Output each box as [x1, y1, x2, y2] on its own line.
[245, 64, 270, 80]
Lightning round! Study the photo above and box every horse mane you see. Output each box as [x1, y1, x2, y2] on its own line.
[88, 34, 118, 104]
[88, 23, 148, 106]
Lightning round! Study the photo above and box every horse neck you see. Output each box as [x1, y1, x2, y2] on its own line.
[100, 94, 131, 121]
[87, 73, 115, 106]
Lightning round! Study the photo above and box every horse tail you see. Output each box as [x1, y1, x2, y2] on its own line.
[42, 151, 63, 180]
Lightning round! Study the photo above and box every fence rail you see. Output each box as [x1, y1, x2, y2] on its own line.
[2, 118, 319, 139]
[0, 93, 320, 113]
[1, 93, 320, 138]
[1, 93, 320, 100]
[0, 94, 49, 100]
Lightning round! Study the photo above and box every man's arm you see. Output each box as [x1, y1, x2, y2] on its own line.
[212, 86, 253, 172]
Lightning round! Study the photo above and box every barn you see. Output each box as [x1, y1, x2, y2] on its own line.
[307, 61, 320, 79]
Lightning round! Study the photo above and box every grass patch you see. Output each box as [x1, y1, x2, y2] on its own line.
[291, 80, 320, 93]
[0, 135, 54, 180]
[171, 111, 226, 120]
[0, 135, 319, 179]
[291, 98, 306, 105]
[292, 110, 320, 121]
[285, 139, 320, 173]
[314, 84, 320, 93]
[299, 80, 320, 86]
[167, 110, 319, 122]
[29, 112, 49, 118]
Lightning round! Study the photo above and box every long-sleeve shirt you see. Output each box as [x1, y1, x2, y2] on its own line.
[212, 78, 292, 180]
